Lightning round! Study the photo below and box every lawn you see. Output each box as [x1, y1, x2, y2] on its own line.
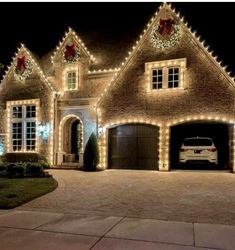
[0, 177, 58, 209]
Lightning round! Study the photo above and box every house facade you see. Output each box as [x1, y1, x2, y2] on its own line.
[1, 4, 235, 171]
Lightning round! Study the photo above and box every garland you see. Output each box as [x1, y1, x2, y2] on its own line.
[151, 20, 180, 49]
[14, 56, 32, 81]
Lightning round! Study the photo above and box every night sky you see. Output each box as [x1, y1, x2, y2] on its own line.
[0, 2, 235, 76]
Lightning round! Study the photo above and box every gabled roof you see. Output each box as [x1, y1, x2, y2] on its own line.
[0, 44, 56, 93]
[96, 3, 235, 108]
[51, 27, 96, 64]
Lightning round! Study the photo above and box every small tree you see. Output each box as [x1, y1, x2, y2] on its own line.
[83, 132, 99, 171]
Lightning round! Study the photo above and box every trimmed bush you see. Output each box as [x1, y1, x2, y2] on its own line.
[0, 164, 8, 177]
[26, 163, 44, 177]
[5, 153, 39, 163]
[39, 161, 50, 169]
[7, 164, 26, 178]
[83, 133, 99, 171]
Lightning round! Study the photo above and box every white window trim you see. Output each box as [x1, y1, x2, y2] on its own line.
[145, 58, 186, 92]
[6, 99, 40, 153]
[63, 65, 79, 91]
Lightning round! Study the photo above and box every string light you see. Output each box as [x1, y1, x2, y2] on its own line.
[58, 114, 84, 153]
[51, 27, 95, 64]
[6, 99, 40, 153]
[95, 2, 235, 108]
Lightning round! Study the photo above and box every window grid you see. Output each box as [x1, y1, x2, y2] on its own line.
[12, 106, 22, 118]
[168, 67, 179, 88]
[26, 122, 36, 151]
[26, 105, 36, 118]
[152, 69, 163, 89]
[67, 71, 77, 90]
[12, 122, 22, 151]
[11, 105, 37, 152]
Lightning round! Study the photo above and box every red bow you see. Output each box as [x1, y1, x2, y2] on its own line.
[158, 18, 175, 35]
[64, 43, 76, 61]
[16, 56, 27, 72]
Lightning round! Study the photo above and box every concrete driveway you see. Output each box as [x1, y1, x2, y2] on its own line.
[17, 169, 235, 225]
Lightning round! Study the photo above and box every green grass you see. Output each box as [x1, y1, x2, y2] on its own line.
[0, 177, 58, 209]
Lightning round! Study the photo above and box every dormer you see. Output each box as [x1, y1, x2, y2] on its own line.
[50, 28, 95, 92]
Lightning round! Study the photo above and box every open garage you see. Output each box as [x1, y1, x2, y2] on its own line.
[108, 124, 159, 170]
[170, 122, 232, 170]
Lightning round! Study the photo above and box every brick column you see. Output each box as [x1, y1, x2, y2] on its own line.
[159, 124, 170, 171]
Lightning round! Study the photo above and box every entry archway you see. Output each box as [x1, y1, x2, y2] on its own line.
[58, 115, 83, 163]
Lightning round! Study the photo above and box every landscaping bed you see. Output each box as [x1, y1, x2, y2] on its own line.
[0, 177, 57, 209]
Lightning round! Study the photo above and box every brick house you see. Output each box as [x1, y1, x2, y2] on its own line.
[0, 4, 235, 171]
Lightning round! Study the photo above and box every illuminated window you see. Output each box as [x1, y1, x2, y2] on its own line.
[146, 58, 186, 91]
[168, 67, 179, 88]
[11, 105, 36, 152]
[152, 69, 163, 89]
[67, 71, 77, 90]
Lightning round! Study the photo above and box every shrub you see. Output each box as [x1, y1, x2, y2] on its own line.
[39, 161, 50, 169]
[0, 164, 8, 177]
[5, 153, 39, 163]
[7, 163, 26, 178]
[26, 163, 44, 177]
[83, 133, 99, 171]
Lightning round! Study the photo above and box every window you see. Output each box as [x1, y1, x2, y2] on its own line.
[146, 58, 186, 91]
[168, 67, 179, 88]
[67, 70, 77, 90]
[152, 69, 163, 89]
[10, 103, 37, 152]
[12, 122, 22, 151]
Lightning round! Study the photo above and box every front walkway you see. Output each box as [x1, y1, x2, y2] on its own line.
[1, 209, 235, 249]
[18, 169, 235, 225]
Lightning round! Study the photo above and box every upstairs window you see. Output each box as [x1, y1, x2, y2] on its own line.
[146, 58, 186, 91]
[67, 71, 77, 90]
[63, 66, 79, 91]
[152, 68, 163, 89]
[168, 67, 179, 88]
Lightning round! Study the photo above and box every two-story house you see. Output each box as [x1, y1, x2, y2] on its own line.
[1, 3, 235, 172]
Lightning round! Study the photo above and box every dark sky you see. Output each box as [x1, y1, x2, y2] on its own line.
[1, 2, 235, 75]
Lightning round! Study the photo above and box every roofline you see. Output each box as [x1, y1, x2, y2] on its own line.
[50, 27, 96, 64]
[1, 43, 56, 93]
[95, 2, 235, 108]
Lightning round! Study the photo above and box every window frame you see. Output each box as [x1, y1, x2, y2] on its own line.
[146, 58, 186, 92]
[63, 65, 79, 91]
[7, 99, 39, 153]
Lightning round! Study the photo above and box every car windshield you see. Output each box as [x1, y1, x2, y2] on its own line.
[183, 138, 213, 146]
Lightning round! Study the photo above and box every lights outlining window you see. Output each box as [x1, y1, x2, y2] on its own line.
[67, 71, 77, 90]
[7, 100, 39, 153]
[146, 58, 186, 91]
[63, 66, 79, 91]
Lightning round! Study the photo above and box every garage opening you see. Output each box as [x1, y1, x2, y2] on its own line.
[108, 124, 159, 170]
[170, 122, 232, 170]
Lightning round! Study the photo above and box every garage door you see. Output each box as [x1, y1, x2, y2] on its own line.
[108, 124, 159, 170]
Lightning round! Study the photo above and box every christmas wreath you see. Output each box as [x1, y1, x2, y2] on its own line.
[64, 43, 80, 63]
[14, 56, 33, 81]
[151, 18, 180, 49]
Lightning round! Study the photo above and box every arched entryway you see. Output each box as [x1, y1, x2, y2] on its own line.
[59, 115, 83, 163]
[108, 123, 159, 170]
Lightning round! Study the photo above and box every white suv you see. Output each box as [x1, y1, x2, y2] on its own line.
[179, 137, 218, 165]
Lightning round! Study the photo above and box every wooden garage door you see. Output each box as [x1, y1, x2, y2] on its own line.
[108, 124, 159, 170]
